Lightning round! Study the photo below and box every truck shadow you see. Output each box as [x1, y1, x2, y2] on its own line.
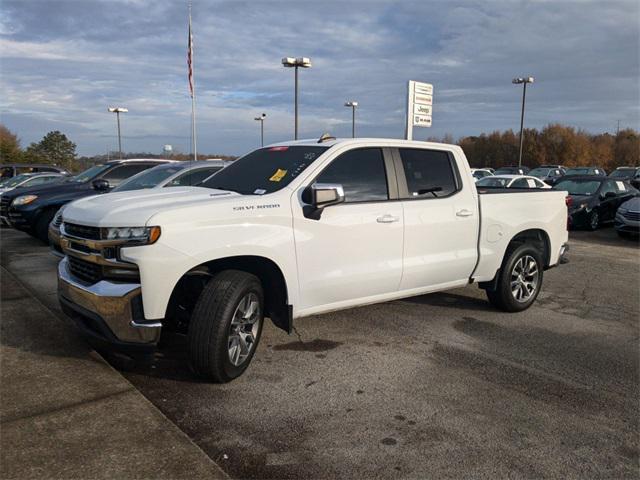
[399, 291, 495, 312]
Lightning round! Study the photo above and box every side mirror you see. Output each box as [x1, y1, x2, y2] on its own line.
[92, 178, 110, 191]
[602, 191, 616, 199]
[302, 183, 345, 219]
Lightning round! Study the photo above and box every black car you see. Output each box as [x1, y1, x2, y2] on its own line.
[1, 159, 170, 242]
[609, 166, 640, 189]
[563, 166, 606, 177]
[494, 166, 530, 175]
[553, 175, 637, 230]
[528, 167, 565, 186]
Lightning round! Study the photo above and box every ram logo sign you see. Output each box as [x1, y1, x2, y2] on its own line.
[405, 80, 433, 140]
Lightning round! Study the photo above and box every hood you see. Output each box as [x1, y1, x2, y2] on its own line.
[0, 179, 88, 200]
[620, 196, 640, 212]
[62, 186, 240, 227]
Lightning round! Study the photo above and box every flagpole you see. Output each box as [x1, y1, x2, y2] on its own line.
[189, 2, 197, 162]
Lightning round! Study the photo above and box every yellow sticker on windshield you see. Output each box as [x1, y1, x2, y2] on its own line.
[269, 169, 288, 182]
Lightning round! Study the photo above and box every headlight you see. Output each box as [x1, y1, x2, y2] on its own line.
[104, 226, 161, 244]
[12, 195, 38, 206]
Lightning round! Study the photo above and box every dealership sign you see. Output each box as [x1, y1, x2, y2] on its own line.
[405, 80, 433, 140]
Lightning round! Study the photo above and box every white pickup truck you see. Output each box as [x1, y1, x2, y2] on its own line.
[57, 138, 568, 382]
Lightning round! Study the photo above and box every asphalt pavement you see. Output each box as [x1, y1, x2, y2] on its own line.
[0, 230, 227, 480]
[1, 227, 638, 479]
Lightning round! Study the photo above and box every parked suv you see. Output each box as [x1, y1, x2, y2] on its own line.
[609, 167, 640, 189]
[2, 159, 170, 242]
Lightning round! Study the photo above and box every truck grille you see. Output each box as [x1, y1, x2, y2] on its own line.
[622, 211, 640, 221]
[63, 222, 101, 240]
[0, 195, 10, 218]
[68, 256, 103, 284]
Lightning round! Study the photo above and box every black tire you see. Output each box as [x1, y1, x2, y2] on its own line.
[587, 211, 599, 231]
[485, 243, 544, 312]
[187, 270, 264, 382]
[35, 209, 56, 244]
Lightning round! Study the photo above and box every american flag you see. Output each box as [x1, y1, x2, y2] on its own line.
[187, 12, 194, 98]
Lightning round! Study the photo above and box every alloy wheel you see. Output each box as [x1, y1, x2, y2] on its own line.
[227, 292, 261, 366]
[510, 255, 539, 303]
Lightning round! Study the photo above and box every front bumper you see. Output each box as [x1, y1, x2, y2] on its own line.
[48, 224, 64, 257]
[615, 214, 640, 234]
[57, 257, 162, 353]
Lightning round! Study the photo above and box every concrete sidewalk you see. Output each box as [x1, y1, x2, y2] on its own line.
[1, 245, 227, 478]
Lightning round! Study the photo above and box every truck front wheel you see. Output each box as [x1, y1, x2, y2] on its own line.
[485, 244, 544, 312]
[188, 270, 264, 382]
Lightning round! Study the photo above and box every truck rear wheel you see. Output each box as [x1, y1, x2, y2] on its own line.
[187, 270, 264, 382]
[485, 244, 544, 312]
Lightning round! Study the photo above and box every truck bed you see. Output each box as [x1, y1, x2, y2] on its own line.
[471, 188, 568, 282]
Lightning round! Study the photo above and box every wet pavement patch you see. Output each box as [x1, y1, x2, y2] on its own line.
[273, 339, 342, 352]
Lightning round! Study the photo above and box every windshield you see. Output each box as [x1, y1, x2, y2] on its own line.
[70, 164, 111, 183]
[0, 174, 32, 188]
[564, 168, 591, 175]
[610, 168, 636, 178]
[476, 177, 510, 188]
[495, 168, 517, 175]
[529, 168, 552, 177]
[201, 146, 329, 195]
[113, 164, 187, 192]
[553, 179, 602, 196]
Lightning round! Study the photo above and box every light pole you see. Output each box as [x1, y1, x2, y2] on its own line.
[344, 101, 358, 138]
[282, 57, 312, 140]
[254, 113, 266, 147]
[108, 107, 128, 159]
[512, 77, 534, 167]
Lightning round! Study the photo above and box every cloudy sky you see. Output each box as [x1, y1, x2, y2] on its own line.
[1, 0, 638, 156]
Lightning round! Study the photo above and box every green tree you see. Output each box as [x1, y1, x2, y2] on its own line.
[0, 124, 22, 163]
[24, 130, 77, 170]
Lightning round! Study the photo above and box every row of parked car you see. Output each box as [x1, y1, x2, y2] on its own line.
[470, 164, 640, 235]
[1, 159, 639, 245]
[0, 159, 230, 242]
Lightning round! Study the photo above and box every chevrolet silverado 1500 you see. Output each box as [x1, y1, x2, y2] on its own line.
[56, 138, 569, 382]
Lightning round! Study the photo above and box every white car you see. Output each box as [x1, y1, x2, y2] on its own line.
[112, 160, 231, 192]
[476, 174, 551, 189]
[57, 137, 568, 382]
[470, 168, 494, 182]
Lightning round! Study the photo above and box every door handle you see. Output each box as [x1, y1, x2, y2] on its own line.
[377, 214, 400, 223]
[456, 209, 473, 217]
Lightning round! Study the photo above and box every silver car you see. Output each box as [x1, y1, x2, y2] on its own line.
[615, 196, 640, 237]
[112, 160, 231, 192]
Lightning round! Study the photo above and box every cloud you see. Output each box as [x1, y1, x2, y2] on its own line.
[1, 0, 638, 156]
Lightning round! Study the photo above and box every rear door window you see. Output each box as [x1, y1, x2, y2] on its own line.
[314, 148, 388, 203]
[511, 178, 530, 189]
[398, 148, 458, 198]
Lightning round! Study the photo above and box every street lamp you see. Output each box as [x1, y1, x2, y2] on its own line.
[344, 101, 358, 138]
[512, 77, 534, 167]
[254, 113, 266, 147]
[282, 57, 312, 140]
[108, 107, 128, 159]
